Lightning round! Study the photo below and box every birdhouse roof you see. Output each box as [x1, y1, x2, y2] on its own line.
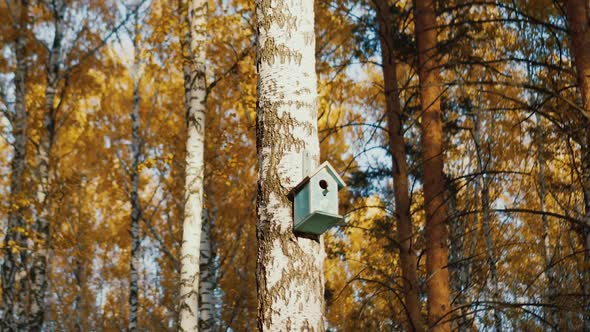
[309, 161, 346, 189]
[288, 161, 346, 200]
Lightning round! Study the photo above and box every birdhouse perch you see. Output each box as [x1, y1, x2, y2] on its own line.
[288, 161, 346, 235]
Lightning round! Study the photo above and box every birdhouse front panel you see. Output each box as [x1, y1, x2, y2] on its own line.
[309, 168, 338, 216]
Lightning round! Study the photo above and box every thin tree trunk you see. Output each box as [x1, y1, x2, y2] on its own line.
[73, 184, 86, 332]
[255, 0, 325, 330]
[473, 110, 502, 332]
[29, 3, 65, 330]
[563, 1, 590, 330]
[178, 0, 208, 330]
[482, 174, 502, 332]
[464, 171, 479, 331]
[447, 177, 465, 332]
[128, 10, 142, 331]
[73, 248, 84, 332]
[199, 208, 215, 331]
[374, 0, 424, 330]
[199, 188, 219, 331]
[1, 1, 30, 330]
[537, 114, 559, 329]
[413, 0, 452, 330]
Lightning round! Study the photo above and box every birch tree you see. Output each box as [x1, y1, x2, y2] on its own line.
[472, 105, 502, 331]
[178, 0, 208, 330]
[199, 206, 215, 331]
[29, 1, 67, 328]
[128, 7, 143, 331]
[255, 0, 325, 330]
[413, 0, 452, 330]
[1, 1, 30, 329]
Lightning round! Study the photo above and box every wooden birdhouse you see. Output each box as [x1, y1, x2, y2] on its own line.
[288, 161, 346, 235]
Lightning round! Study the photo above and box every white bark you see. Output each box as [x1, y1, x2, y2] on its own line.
[536, 114, 558, 328]
[1, 1, 30, 330]
[474, 108, 502, 332]
[178, 0, 207, 330]
[255, 0, 325, 330]
[30, 2, 66, 329]
[199, 209, 215, 331]
[129, 10, 142, 331]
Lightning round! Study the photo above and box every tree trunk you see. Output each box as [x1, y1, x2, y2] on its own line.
[128, 11, 142, 331]
[447, 181, 470, 332]
[29, 3, 65, 330]
[178, 0, 208, 330]
[374, 0, 424, 330]
[73, 247, 84, 332]
[563, 0, 590, 329]
[1, 1, 30, 330]
[536, 114, 559, 329]
[413, 0, 452, 330]
[255, 0, 325, 330]
[473, 110, 502, 332]
[481, 166, 502, 332]
[199, 208, 215, 331]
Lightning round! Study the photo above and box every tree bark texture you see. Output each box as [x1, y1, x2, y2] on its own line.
[199, 209, 215, 331]
[564, 0, 590, 329]
[413, 0, 452, 330]
[29, 3, 66, 330]
[1, 1, 30, 330]
[537, 114, 559, 329]
[473, 111, 502, 332]
[128, 11, 142, 331]
[178, 0, 208, 330]
[255, 0, 325, 330]
[374, 0, 424, 330]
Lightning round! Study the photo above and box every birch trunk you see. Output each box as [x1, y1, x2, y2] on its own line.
[128, 12, 142, 331]
[199, 209, 215, 331]
[536, 114, 559, 328]
[374, 0, 424, 330]
[473, 111, 502, 332]
[482, 175, 502, 332]
[255, 0, 325, 330]
[1, 1, 30, 330]
[447, 181, 469, 332]
[413, 0, 451, 330]
[73, 248, 84, 332]
[178, 0, 208, 330]
[563, 1, 590, 329]
[30, 3, 65, 329]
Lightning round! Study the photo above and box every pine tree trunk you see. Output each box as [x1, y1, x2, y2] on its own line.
[413, 0, 451, 330]
[128, 11, 142, 331]
[374, 0, 424, 330]
[563, 1, 590, 330]
[1, 1, 30, 330]
[255, 0, 325, 330]
[178, 0, 208, 330]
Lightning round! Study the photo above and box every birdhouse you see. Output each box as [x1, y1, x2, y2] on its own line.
[288, 161, 346, 235]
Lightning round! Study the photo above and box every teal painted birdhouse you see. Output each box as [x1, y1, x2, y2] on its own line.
[288, 161, 346, 235]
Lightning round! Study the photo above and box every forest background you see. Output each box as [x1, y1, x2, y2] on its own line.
[1, 0, 590, 330]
